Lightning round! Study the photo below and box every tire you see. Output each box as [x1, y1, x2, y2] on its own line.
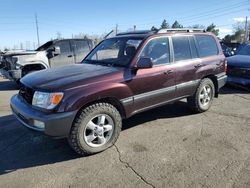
[187, 78, 215, 113]
[68, 103, 122, 156]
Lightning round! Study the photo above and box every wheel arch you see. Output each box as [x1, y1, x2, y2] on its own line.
[202, 74, 218, 98]
[75, 97, 127, 120]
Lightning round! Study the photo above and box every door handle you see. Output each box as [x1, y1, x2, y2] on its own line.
[68, 55, 73, 58]
[164, 70, 174, 75]
[194, 64, 202, 68]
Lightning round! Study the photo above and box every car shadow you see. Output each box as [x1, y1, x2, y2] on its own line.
[220, 85, 250, 95]
[122, 101, 193, 130]
[0, 101, 194, 175]
[0, 79, 19, 91]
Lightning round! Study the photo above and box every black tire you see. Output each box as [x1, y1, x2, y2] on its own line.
[187, 78, 215, 113]
[68, 103, 122, 156]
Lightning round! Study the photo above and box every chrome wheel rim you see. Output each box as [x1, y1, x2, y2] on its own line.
[84, 114, 114, 148]
[199, 85, 212, 107]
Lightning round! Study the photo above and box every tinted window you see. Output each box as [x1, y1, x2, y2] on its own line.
[140, 37, 170, 65]
[55, 41, 71, 54]
[172, 36, 192, 61]
[75, 40, 90, 54]
[196, 35, 218, 57]
[237, 45, 250, 55]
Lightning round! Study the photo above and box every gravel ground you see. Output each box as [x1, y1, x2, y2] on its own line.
[0, 77, 249, 188]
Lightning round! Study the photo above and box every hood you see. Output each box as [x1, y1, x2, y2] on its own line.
[227, 55, 250, 68]
[3, 50, 37, 57]
[21, 64, 122, 91]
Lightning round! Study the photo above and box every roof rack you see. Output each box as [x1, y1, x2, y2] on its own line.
[116, 30, 155, 36]
[157, 28, 206, 33]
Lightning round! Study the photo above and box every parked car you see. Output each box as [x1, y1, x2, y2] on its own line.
[10, 29, 227, 155]
[227, 44, 250, 86]
[220, 42, 234, 57]
[1, 39, 94, 82]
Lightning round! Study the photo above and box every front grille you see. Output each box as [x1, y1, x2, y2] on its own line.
[227, 66, 250, 79]
[1, 57, 15, 70]
[19, 85, 34, 104]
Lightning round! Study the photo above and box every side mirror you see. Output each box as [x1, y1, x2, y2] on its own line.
[136, 57, 153, 69]
[53, 46, 61, 55]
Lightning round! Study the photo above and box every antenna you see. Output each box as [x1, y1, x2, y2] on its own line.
[35, 13, 40, 47]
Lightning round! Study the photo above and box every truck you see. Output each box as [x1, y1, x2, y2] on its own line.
[0, 39, 94, 82]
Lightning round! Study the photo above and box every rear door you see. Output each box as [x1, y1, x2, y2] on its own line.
[72, 40, 93, 63]
[195, 35, 223, 76]
[49, 40, 74, 68]
[172, 35, 201, 98]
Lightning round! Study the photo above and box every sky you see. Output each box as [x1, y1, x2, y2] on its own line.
[0, 0, 249, 50]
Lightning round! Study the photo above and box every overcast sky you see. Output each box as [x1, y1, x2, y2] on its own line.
[0, 0, 249, 50]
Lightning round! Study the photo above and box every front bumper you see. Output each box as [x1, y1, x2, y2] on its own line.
[227, 76, 250, 86]
[10, 94, 77, 137]
[0, 68, 21, 81]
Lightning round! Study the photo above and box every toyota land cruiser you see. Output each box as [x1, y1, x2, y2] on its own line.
[10, 29, 227, 155]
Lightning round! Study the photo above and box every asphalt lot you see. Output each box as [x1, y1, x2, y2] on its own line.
[0, 77, 249, 188]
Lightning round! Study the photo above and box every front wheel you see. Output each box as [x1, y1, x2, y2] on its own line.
[68, 103, 122, 156]
[187, 78, 215, 113]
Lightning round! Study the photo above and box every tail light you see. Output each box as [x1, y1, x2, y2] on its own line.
[224, 59, 227, 73]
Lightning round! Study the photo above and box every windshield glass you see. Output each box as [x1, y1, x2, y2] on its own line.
[36, 41, 53, 51]
[237, 45, 250, 55]
[84, 37, 143, 67]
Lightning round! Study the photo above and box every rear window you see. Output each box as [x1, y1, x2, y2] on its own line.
[172, 36, 192, 61]
[195, 35, 218, 57]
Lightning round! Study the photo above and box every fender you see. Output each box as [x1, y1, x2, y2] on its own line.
[22, 61, 49, 69]
[57, 82, 134, 117]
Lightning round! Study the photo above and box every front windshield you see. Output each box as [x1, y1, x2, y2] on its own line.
[237, 45, 250, 55]
[36, 41, 53, 51]
[84, 37, 143, 67]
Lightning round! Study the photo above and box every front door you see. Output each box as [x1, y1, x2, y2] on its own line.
[49, 40, 74, 68]
[127, 37, 176, 114]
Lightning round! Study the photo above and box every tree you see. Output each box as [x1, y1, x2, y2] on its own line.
[172, 21, 183, 28]
[161, 19, 170, 29]
[206, 23, 219, 36]
[151, 26, 158, 31]
[56, 32, 62, 39]
[191, 24, 205, 29]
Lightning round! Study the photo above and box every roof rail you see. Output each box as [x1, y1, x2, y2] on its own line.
[157, 28, 206, 34]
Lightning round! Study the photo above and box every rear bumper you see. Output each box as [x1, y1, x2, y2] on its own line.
[227, 76, 250, 86]
[217, 73, 227, 89]
[10, 94, 77, 137]
[0, 68, 21, 81]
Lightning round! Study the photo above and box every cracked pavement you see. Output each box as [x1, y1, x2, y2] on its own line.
[0, 77, 250, 188]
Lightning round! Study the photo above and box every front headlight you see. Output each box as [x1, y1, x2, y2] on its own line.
[32, 91, 64, 109]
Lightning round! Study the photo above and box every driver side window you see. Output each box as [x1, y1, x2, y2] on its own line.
[140, 37, 170, 66]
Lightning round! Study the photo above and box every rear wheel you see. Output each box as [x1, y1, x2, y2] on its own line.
[68, 103, 122, 156]
[187, 78, 215, 113]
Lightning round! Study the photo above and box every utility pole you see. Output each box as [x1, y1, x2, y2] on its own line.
[133, 25, 136, 31]
[115, 24, 118, 35]
[244, 16, 248, 42]
[35, 13, 40, 47]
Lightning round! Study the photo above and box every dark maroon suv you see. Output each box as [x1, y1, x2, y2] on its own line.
[10, 29, 227, 155]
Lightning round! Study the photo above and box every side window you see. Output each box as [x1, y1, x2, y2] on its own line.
[172, 36, 192, 61]
[75, 40, 90, 54]
[189, 36, 198, 58]
[195, 35, 218, 57]
[55, 41, 71, 54]
[140, 37, 170, 66]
